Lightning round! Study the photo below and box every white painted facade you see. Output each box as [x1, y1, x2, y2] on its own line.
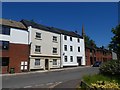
[60, 34, 85, 67]
[28, 26, 61, 70]
[0, 28, 28, 45]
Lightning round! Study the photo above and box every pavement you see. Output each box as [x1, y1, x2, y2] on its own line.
[1, 66, 90, 76]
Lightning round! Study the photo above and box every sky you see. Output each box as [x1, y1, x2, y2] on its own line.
[2, 2, 118, 47]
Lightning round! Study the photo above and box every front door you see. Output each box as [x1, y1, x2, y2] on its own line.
[90, 57, 93, 65]
[77, 57, 82, 66]
[45, 59, 49, 70]
[2, 57, 9, 73]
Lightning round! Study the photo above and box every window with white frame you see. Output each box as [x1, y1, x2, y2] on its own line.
[36, 32, 41, 39]
[64, 35, 67, 40]
[64, 45, 67, 51]
[35, 59, 40, 65]
[78, 47, 80, 52]
[70, 56, 73, 62]
[70, 46, 73, 51]
[53, 59, 57, 65]
[35, 45, 41, 53]
[70, 37, 72, 41]
[64, 56, 67, 62]
[53, 47, 57, 54]
[53, 36, 57, 42]
[78, 38, 80, 43]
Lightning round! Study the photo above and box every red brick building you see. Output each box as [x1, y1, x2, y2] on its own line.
[0, 19, 29, 74]
[85, 47, 112, 66]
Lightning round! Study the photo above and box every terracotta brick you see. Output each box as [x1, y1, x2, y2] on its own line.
[1, 43, 29, 74]
[85, 47, 112, 66]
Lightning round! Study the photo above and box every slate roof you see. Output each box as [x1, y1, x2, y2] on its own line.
[21, 19, 83, 38]
[0, 18, 27, 30]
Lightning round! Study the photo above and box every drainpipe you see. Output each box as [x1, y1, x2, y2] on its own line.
[60, 34, 63, 68]
[27, 26, 32, 72]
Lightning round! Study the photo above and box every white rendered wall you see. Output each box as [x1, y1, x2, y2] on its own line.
[61, 34, 85, 67]
[28, 27, 60, 57]
[0, 28, 28, 45]
[28, 26, 61, 70]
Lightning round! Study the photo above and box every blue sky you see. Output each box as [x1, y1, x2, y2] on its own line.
[2, 2, 118, 47]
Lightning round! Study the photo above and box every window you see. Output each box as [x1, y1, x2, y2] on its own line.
[0, 41, 9, 50]
[53, 48, 57, 54]
[64, 45, 67, 51]
[53, 59, 57, 65]
[64, 56, 67, 62]
[64, 35, 67, 40]
[35, 45, 41, 53]
[35, 59, 40, 65]
[70, 46, 73, 51]
[90, 49, 92, 52]
[70, 56, 73, 62]
[53, 36, 57, 42]
[78, 38, 80, 42]
[70, 37, 72, 41]
[35, 32, 41, 39]
[2, 57, 9, 66]
[0, 25, 10, 35]
[78, 47, 80, 52]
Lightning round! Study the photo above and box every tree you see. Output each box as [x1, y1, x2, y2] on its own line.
[84, 35, 96, 48]
[109, 24, 120, 60]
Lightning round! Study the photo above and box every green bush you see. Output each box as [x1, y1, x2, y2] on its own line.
[83, 74, 112, 85]
[99, 60, 120, 75]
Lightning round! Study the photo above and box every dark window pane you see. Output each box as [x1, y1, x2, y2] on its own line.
[1, 26, 10, 35]
[53, 48, 57, 53]
[64, 56, 67, 62]
[2, 57, 9, 66]
[70, 46, 73, 51]
[64, 45, 67, 51]
[64, 35, 67, 40]
[78, 47, 80, 52]
[70, 37, 72, 41]
[0, 41, 9, 50]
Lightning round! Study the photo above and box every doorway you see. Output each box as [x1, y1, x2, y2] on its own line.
[77, 57, 82, 66]
[2, 57, 9, 73]
[90, 57, 93, 65]
[45, 59, 49, 70]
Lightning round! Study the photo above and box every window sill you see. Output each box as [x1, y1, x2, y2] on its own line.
[34, 52, 41, 54]
[53, 65, 57, 66]
[53, 53, 58, 55]
[52, 41, 58, 43]
[35, 38, 42, 40]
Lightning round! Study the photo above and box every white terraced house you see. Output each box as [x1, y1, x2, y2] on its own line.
[59, 30, 86, 67]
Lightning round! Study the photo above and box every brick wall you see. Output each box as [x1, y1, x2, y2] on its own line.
[85, 47, 112, 66]
[1, 43, 29, 74]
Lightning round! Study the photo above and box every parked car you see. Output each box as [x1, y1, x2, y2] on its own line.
[93, 61, 102, 67]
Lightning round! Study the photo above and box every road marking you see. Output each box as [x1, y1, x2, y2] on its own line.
[46, 83, 53, 85]
[24, 85, 32, 88]
[35, 84, 44, 87]
[49, 82, 62, 88]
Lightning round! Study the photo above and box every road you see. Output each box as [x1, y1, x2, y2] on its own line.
[2, 67, 99, 89]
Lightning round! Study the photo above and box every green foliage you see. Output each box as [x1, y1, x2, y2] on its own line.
[84, 35, 97, 48]
[83, 74, 111, 85]
[109, 24, 120, 59]
[99, 60, 120, 75]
